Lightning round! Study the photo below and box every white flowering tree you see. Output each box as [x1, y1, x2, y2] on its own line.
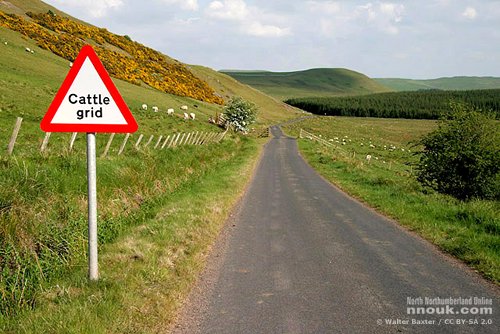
[222, 97, 257, 133]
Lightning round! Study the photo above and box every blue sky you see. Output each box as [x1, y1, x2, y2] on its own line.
[43, 0, 500, 79]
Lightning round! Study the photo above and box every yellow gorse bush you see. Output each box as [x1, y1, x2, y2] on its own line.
[0, 11, 224, 105]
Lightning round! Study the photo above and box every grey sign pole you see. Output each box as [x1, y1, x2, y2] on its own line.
[87, 132, 98, 280]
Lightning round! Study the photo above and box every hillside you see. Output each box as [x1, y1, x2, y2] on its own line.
[375, 76, 500, 91]
[220, 68, 392, 100]
[0, 0, 297, 127]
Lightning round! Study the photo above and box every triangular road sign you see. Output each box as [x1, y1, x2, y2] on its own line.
[41, 45, 138, 133]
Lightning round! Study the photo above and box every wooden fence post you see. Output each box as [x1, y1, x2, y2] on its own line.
[195, 132, 204, 145]
[135, 134, 144, 149]
[69, 132, 78, 151]
[7, 117, 23, 155]
[40, 132, 51, 153]
[154, 135, 163, 149]
[101, 133, 115, 157]
[144, 135, 154, 148]
[174, 133, 181, 147]
[184, 133, 191, 146]
[118, 133, 130, 155]
[178, 133, 186, 146]
[161, 135, 170, 149]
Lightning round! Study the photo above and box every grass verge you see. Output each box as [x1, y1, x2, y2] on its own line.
[283, 117, 499, 284]
[0, 135, 263, 332]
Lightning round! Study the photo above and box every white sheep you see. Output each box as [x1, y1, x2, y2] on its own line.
[366, 155, 372, 163]
[181, 105, 189, 111]
[167, 108, 175, 115]
[183, 112, 189, 119]
[152, 106, 159, 113]
[141, 104, 148, 111]
[25, 47, 31, 53]
[190, 113, 196, 120]
[69, 62, 73, 68]
[4, 42, 7, 45]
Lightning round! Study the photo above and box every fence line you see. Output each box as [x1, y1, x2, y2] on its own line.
[3, 116, 229, 157]
[299, 128, 414, 175]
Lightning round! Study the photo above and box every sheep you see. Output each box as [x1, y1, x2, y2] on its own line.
[189, 113, 196, 120]
[141, 104, 148, 111]
[180, 105, 189, 111]
[69, 62, 73, 68]
[4, 41, 8, 45]
[167, 108, 175, 115]
[366, 155, 372, 163]
[152, 106, 159, 113]
[183, 112, 189, 119]
[25, 47, 31, 53]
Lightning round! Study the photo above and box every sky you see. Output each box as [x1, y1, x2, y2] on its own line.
[42, 0, 500, 79]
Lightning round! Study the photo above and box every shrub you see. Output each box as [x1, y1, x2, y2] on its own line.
[222, 97, 257, 133]
[416, 103, 500, 200]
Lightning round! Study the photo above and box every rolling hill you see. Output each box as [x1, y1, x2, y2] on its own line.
[375, 77, 500, 91]
[220, 68, 392, 100]
[0, 0, 297, 126]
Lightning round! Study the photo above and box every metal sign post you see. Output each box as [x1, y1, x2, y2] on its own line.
[87, 132, 98, 280]
[40, 45, 137, 282]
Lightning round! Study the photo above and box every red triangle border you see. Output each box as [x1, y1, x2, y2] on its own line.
[40, 45, 138, 133]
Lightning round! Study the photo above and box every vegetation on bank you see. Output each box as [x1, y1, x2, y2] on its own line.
[0, 137, 259, 333]
[417, 104, 499, 201]
[283, 117, 499, 283]
[0, 10, 223, 104]
[222, 97, 257, 133]
[286, 89, 500, 119]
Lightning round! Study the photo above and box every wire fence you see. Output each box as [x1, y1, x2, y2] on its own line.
[4, 116, 228, 157]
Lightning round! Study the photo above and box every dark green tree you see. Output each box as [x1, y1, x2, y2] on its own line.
[416, 103, 500, 200]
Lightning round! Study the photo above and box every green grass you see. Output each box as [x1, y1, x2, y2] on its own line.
[283, 117, 500, 283]
[0, 7, 289, 326]
[375, 77, 500, 92]
[0, 135, 262, 333]
[221, 68, 391, 100]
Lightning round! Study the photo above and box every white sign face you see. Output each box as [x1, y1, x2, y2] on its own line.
[41, 45, 137, 133]
[51, 58, 127, 125]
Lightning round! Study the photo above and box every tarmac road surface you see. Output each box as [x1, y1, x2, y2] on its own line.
[172, 126, 499, 334]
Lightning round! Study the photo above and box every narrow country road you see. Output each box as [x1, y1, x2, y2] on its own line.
[173, 126, 499, 334]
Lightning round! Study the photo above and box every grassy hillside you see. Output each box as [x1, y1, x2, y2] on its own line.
[221, 68, 392, 100]
[191, 65, 302, 123]
[376, 77, 500, 91]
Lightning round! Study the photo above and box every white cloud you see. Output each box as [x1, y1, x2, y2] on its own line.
[307, 1, 341, 14]
[46, 0, 123, 18]
[355, 2, 405, 34]
[462, 6, 477, 20]
[246, 22, 291, 37]
[206, 0, 290, 38]
[207, 0, 248, 20]
[160, 0, 199, 11]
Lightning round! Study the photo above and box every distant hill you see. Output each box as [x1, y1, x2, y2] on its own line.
[375, 77, 500, 91]
[220, 68, 392, 100]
